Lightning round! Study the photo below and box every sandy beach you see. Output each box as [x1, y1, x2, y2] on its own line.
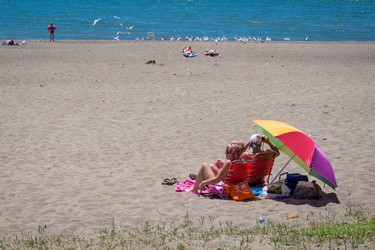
[0, 41, 374, 241]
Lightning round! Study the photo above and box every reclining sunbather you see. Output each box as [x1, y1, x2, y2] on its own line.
[5, 40, 18, 45]
[189, 141, 246, 193]
[204, 49, 220, 57]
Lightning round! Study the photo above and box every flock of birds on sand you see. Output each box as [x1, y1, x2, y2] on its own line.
[91, 17, 308, 42]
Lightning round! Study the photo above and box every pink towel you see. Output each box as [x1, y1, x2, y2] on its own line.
[175, 179, 195, 192]
[175, 179, 212, 195]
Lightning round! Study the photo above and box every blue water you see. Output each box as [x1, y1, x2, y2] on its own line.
[1, 0, 374, 41]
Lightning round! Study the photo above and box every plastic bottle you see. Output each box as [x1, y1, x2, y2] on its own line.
[258, 217, 265, 223]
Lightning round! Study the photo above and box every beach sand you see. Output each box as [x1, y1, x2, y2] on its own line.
[0, 41, 374, 243]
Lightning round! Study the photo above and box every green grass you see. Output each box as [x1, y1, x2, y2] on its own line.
[0, 205, 374, 249]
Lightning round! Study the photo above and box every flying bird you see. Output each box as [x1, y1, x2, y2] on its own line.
[92, 18, 102, 27]
[113, 16, 120, 19]
[126, 26, 134, 30]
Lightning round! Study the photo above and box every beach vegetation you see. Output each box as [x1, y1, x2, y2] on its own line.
[0, 204, 373, 249]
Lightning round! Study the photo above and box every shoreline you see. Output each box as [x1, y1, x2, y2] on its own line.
[3, 39, 375, 43]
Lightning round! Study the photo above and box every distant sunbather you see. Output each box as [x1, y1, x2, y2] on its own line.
[6, 40, 18, 45]
[183, 46, 193, 54]
[204, 49, 220, 57]
[182, 46, 197, 57]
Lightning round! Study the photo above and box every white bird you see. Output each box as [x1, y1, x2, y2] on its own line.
[114, 36, 120, 40]
[113, 16, 121, 19]
[284, 37, 291, 41]
[92, 18, 102, 27]
[305, 36, 309, 41]
[126, 26, 134, 30]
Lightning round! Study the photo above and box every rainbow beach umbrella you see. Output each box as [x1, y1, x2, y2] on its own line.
[253, 120, 337, 190]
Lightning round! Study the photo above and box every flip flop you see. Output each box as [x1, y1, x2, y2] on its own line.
[189, 174, 197, 180]
[162, 178, 178, 185]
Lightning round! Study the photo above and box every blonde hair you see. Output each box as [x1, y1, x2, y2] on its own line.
[226, 141, 246, 156]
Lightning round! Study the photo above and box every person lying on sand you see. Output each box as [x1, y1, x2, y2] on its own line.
[5, 40, 18, 45]
[204, 49, 220, 57]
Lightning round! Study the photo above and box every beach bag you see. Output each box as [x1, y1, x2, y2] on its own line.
[293, 180, 322, 199]
[225, 180, 255, 201]
[280, 172, 309, 195]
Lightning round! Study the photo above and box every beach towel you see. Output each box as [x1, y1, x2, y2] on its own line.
[175, 179, 195, 192]
[250, 186, 265, 197]
[175, 179, 212, 195]
[182, 52, 197, 58]
[2, 41, 19, 46]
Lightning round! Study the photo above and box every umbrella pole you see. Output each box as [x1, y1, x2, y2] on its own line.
[270, 154, 295, 184]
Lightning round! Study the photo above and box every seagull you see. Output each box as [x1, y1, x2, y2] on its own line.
[126, 26, 133, 30]
[92, 18, 102, 27]
[114, 36, 120, 40]
[113, 16, 121, 19]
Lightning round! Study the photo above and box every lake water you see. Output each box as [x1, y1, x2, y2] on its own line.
[0, 0, 374, 41]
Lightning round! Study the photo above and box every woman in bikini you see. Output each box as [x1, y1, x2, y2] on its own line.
[189, 141, 246, 193]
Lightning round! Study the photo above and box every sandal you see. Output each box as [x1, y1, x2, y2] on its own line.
[189, 174, 197, 180]
[162, 178, 178, 185]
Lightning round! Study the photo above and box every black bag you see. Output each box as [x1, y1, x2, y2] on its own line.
[280, 172, 309, 195]
[293, 180, 322, 199]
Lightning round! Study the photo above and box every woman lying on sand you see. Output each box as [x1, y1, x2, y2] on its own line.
[204, 49, 220, 57]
